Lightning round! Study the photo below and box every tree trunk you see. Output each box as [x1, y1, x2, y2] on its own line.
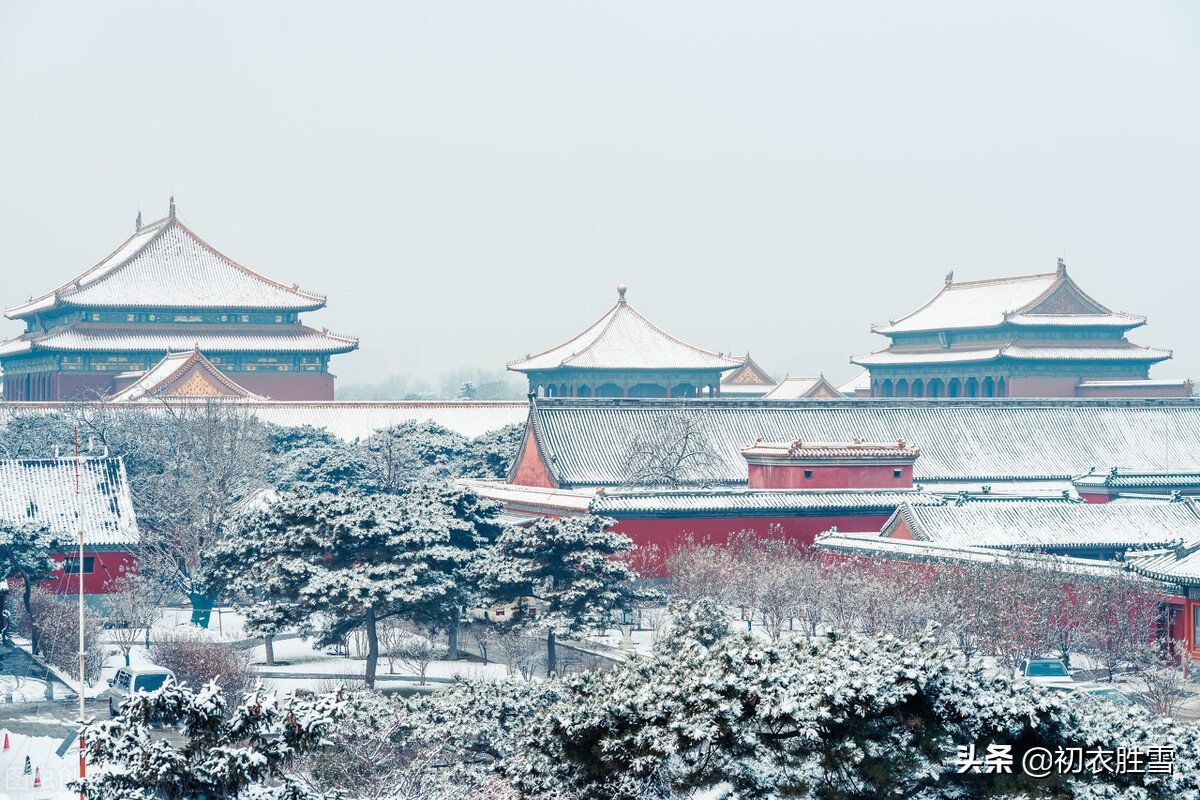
[124, 651, 131, 667]
[448, 617, 460, 661]
[546, 629, 557, 676]
[189, 590, 217, 628]
[21, 573, 38, 656]
[264, 634, 276, 667]
[364, 607, 379, 690]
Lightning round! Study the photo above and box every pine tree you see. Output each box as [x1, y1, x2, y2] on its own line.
[480, 515, 641, 675]
[0, 520, 59, 652]
[212, 484, 503, 687]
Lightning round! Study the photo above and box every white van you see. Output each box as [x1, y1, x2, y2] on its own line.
[108, 666, 176, 716]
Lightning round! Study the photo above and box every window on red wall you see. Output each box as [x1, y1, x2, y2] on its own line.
[63, 556, 96, 575]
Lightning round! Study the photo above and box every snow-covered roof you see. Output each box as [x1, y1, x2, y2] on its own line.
[520, 398, 1200, 487]
[507, 287, 741, 373]
[589, 488, 942, 517]
[1, 324, 358, 356]
[109, 349, 266, 402]
[741, 438, 920, 461]
[1073, 468, 1200, 492]
[885, 498, 1200, 551]
[456, 479, 597, 514]
[852, 343, 1170, 367]
[0, 457, 138, 547]
[837, 370, 871, 396]
[720, 355, 775, 391]
[1125, 543, 1200, 586]
[815, 530, 1129, 578]
[6, 211, 326, 319]
[760, 376, 843, 400]
[871, 266, 1134, 335]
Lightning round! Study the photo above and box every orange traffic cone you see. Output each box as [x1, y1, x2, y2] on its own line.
[33, 767, 41, 788]
[2, 732, 8, 749]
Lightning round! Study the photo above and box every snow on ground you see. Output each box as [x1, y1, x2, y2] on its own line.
[153, 607, 248, 641]
[0, 731, 79, 800]
[0, 678, 52, 705]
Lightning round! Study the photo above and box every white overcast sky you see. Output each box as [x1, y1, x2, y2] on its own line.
[1, 2, 1197, 387]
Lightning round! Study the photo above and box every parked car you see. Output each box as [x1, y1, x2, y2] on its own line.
[1047, 681, 1134, 705]
[108, 666, 176, 717]
[1016, 658, 1074, 687]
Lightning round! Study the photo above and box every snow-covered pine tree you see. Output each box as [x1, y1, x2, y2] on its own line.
[0, 519, 59, 651]
[396, 482, 506, 659]
[480, 514, 641, 675]
[212, 484, 502, 686]
[75, 681, 346, 800]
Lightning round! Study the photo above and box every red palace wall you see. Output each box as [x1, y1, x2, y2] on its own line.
[1075, 384, 1193, 399]
[5, 550, 137, 596]
[510, 428, 556, 488]
[228, 371, 334, 401]
[44, 550, 137, 595]
[608, 513, 892, 577]
[748, 463, 913, 490]
[1005, 376, 1083, 398]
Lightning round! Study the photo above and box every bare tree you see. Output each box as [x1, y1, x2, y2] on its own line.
[396, 630, 440, 685]
[667, 534, 739, 604]
[495, 625, 544, 681]
[1080, 568, 1163, 682]
[1129, 639, 1192, 717]
[734, 532, 810, 642]
[73, 399, 268, 627]
[622, 411, 725, 487]
[106, 571, 168, 666]
[378, 618, 407, 674]
[467, 621, 500, 666]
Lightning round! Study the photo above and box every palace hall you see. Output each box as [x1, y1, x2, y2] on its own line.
[507, 285, 741, 398]
[0, 200, 357, 401]
[852, 260, 1190, 399]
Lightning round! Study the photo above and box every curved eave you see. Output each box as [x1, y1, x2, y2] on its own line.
[512, 365, 737, 375]
[853, 346, 1172, 368]
[1005, 314, 1146, 330]
[5, 329, 360, 356]
[851, 349, 1002, 367]
[53, 297, 327, 314]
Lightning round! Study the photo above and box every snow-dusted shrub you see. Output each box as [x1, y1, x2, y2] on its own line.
[491, 606, 1200, 799]
[149, 630, 255, 702]
[10, 586, 105, 685]
[77, 681, 346, 800]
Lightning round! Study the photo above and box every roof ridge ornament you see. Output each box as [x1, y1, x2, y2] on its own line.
[135, 210, 142, 232]
[169, 196, 176, 219]
[945, 270, 953, 285]
[616, 284, 627, 304]
[1057, 257, 1066, 275]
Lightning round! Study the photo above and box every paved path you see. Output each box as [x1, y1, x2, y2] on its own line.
[255, 671, 456, 684]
